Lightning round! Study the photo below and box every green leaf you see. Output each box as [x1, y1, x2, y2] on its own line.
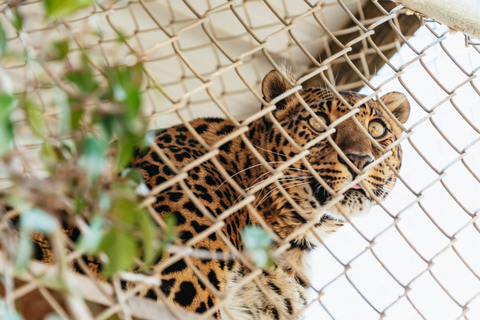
[12, 9, 23, 31]
[112, 83, 126, 101]
[136, 183, 149, 196]
[25, 100, 47, 138]
[0, 94, 16, 114]
[39, 142, 58, 163]
[0, 21, 6, 53]
[60, 142, 73, 155]
[39, 142, 67, 167]
[0, 298, 24, 320]
[99, 193, 111, 212]
[15, 235, 33, 271]
[250, 250, 270, 268]
[165, 213, 177, 229]
[243, 226, 274, 268]
[105, 63, 143, 118]
[21, 208, 58, 234]
[144, 130, 156, 145]
[50, 40, 69, 61]
[111, 197, 137, 225]
[67, 97, 84, 131]
[115, 132, 138, 171]
[122, 168, 144, 186]
[98, 228, 137, 277]
[123, 168, 150, 196]
[67, 69, 98, 93]
[0, 94, 16, 156]
[116, 30, 128, 44]
[162, 213, 178, 246]
[73, 195, 89, 214]
[54, 97, 70, 134]
[78, 216, 104, 253]
[44, 0, 92, 20]
[78, 136, 108, 182]
[243, 226, 273, 250]
[138, 210, 157, 265]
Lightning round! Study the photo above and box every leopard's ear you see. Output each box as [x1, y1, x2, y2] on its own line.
[262, 70, 297, 111]
[379, 92, 410, 124]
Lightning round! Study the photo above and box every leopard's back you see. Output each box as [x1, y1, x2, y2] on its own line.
[132, 118, 257, 318]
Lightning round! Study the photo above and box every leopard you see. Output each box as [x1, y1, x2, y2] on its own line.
[128, 69, 410, 320]
[2, 69, 410, 320]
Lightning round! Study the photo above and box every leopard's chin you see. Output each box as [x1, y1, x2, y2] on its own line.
[311, 184, 374, 220]
[331, 189, 374, 219]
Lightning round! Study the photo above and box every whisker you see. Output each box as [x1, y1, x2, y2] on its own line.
[278, 175, 312, 182]
[238, 174, 312, 206]
[211, 162, 285, 195]
[252, 143, 286, 157]
[246, 171, 275, 191]
[255, 181, 310, 208]
[240, 173, 309, 198]
[212, 161, 313, 195]
[211, 163, 268, 195]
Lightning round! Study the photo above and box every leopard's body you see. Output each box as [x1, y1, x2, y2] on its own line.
[130, 70, 410, 319]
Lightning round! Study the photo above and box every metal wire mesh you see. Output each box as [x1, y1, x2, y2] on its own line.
[0, 0, 479, 319]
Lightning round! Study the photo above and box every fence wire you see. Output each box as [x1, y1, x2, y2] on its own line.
[0, 0, 479, 319]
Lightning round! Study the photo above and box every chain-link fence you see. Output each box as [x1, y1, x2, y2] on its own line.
[0, 0, 479, 319]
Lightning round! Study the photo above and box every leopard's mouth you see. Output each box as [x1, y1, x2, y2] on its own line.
[310, 181, 370, 203]
[349, 184, 367, 198]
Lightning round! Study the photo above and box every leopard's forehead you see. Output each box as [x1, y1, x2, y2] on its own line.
[301, 88, 385, 118]
[304, 88, 369, 106]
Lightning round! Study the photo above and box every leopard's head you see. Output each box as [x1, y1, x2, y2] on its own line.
[259, 70, 410, 226]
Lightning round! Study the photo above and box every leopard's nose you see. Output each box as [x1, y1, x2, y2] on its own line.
[338, 153, 374, 171]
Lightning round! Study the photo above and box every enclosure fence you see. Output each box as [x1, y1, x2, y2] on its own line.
[0, 0, 479, 319]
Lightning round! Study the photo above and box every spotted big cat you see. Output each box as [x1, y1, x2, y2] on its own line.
[129, 69, 410, 319]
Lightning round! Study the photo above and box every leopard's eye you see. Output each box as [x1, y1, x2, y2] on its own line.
[368, 120, 387, 139]
[308, 115, 328, 133]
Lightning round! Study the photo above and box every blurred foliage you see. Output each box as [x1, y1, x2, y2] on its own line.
[243, 226, 275, 268]
[0, 21, 6, 53]
[0, 299, 23, 320]
[0, 94, 16, 156]
[0, 0, 176, 283]
[44, 0, 93, 19]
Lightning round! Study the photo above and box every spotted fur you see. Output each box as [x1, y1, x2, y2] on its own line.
[128, 70, 410, 319]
